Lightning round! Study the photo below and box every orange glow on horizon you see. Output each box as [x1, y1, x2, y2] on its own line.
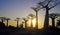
[3, 18, 44, 29]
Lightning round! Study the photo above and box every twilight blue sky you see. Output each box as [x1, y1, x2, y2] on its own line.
[0, 0, 60, 27]
[0, 0, 41, 19]
[0, 0, 60, 18]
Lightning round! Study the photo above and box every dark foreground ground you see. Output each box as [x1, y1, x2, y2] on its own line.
[0, 22, 60, 35]
[0, 27, 60, 35]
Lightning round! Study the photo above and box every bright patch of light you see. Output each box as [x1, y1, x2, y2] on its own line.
[32, 18, 36, 27]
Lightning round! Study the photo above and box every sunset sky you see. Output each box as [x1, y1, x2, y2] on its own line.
[0, 0, 60, 29]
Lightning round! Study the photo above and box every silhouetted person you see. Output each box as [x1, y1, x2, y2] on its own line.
[0, 22, 5, 28]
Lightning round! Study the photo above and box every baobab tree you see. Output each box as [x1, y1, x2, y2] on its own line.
[0, 17, 6, 23]
[49, 13, 60, 28]
[31, 7, 40, 29]
[20, 22, 24, 28]
[28, 14, 35, 29]
[57, 18, 60, 27]
[5, 18, 11, 27]
[22, 18, 28, 29]
[14, 18, 20, 28]
[37, 0, 60, 29]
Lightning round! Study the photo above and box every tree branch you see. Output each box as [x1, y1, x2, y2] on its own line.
[31, 6, 43, 12]
[38, 1, 46, 8]
[49, 2, 60, 10]
[31, 7, 37, 12]
[46, 0, 52, 6]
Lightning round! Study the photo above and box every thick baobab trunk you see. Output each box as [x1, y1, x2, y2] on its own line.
[36, 11, 38, 29]
[7, 20, 8, 27]
[17, 21, 18, 28]
[1, 19, 4, 23]
[52, 18, 55, 28]
[44, 7, 49, 29]
[31, 19, 33, 28]
[25, 21, 27, 29]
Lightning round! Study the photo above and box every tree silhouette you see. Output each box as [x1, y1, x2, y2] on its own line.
[37, 0, 60, 29]
[14, 18, 20, 28]
[0, 17, 6, 23]
[31, 7, 40, 29]
[28, 14, 35, 29]
[57, 19, 60, 27]
[19, 22, 24, 28]
[22, 18, 28, 29]
[49, 13, 60, 28]
[5, 18, 11, 27]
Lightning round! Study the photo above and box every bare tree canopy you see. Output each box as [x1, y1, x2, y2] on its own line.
[36, 0, 60, 29]
[0, 17, 6, 20]
[38, 0, 60, 10]
[5, 18, 11, 20]
[28, 14, 35, 19]
[49, 13, 60, 18]
[0, 17, 6, 22]
[15, 17, 20, 21]
[31, 7, 40, 12]
[49, 13, 60, 27]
